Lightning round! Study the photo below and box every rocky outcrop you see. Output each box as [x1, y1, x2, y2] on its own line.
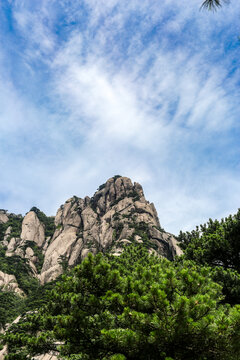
[3, 212, 46, 274]
[33, 352, 58, 360]
[21, 211, 45, 247]
[0, 345, 7, 360]
[0, 271, 24, 296]
[40, 176, 182, 283]
[0, 176, 182, 286]
[0, 350, 58, 360]
[3, 226, 12, 244]
[0, 345, 59, 360]
[0, 210, 8, 224]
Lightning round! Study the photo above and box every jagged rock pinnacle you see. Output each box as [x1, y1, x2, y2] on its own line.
[0, 176, 182, 285]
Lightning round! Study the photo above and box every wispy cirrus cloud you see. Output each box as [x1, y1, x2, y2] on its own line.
[0, 0, 239, 233]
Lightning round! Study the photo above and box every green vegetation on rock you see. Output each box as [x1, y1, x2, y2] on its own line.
[0, 246, 35, 295]
[0, 292, 23, 328]
[20, 240, 45, 273]
[0, 214, 23, 241]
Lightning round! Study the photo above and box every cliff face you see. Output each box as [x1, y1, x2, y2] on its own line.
[0, 176, 182, 288]
[40, 176, 181, 283]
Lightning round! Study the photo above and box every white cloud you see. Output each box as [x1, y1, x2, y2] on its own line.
[12, 0, 56, 65]
[0, 0, 239, 234]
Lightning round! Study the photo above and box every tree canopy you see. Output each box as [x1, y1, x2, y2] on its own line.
[3, 245, 240, 360]
[178, 210, 240, 271]
[178, 209, 240, 305]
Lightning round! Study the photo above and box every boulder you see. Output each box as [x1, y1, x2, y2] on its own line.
[0, 271, 24, 296]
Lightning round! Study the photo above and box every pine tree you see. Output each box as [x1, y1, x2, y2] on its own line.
[178, 210, 240, 305]
[3, 245, 240, 360]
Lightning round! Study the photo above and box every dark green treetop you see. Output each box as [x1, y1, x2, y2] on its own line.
[178, 209, 240, 305]
[178, 210, 240, 271]
[3, 245, 240, 360]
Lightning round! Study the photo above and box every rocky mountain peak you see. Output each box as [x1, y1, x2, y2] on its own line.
[91, 176, 144, 214]
[0, 176, 182, 287]
[40, 176, 181, 283]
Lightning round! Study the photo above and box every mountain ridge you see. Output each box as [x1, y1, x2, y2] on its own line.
[1, 178, 240, 360]
[0, 176, 182, 294]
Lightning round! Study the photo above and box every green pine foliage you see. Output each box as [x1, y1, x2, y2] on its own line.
[0, 214, 23, 241]
[0, 246, 37, 295]
[0, 245, 40, 326]
[3, 245, 240, 360]
[178, 209, 240, 305]
[0, 273, 57, 328]
[20, 240, 45, 273]
[0, 243, 54, 326]
[178, 210, 240, 271]
[2, 208, 240, 359]
[0, 292, 23, 328]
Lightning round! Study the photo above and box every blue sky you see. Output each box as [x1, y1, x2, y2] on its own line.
[0, 0, 240, 234]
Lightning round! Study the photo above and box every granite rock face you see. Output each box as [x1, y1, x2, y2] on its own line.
[0, 271, 24, 296]
[21, 211, 45, 247]
[40, 176, 182, 283]
[33, 353, 58, 360]
[0, 345, 7, 360]
[0, 210, 9, 224]
[3, 212, 46, 274]
[0, 176, 182, 286]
